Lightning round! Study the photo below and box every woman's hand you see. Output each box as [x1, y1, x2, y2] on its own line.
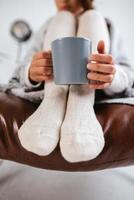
[29, 51, 54, 84]
[87, 40, 116, 89]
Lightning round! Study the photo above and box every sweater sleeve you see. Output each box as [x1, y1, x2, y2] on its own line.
[23, 61, 42, 88]
[16, 17, 53, 90]
[103, 64, 130, 96]
[19, 23, 47, 89]
[103, 20, 134, 97]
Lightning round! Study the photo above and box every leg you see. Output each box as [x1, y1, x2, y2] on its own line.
[77, 10, 110, 53]
[60, 85, 104, 162]
[18, 11, 76, 156]
[60, 10, 108, 162]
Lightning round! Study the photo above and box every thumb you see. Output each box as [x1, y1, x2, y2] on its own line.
[97, 40, 105, 54]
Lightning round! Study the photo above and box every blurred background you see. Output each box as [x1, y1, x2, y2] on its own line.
[0, 0, 134, 200]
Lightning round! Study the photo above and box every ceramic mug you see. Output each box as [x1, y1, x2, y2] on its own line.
[51, 37, 92, 85]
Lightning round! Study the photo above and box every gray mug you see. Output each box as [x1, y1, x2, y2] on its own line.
[51, 37, 92, 85]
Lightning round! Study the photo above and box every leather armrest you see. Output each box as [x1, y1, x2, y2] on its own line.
[0, 92, 134, 171]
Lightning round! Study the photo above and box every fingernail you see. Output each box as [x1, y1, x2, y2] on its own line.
[87, 73, 90, 78]
[87, 63, 90, 69]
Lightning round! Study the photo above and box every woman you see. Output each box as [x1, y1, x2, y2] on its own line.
[28, 0, 116, 90]
[1, 0, 134, 163]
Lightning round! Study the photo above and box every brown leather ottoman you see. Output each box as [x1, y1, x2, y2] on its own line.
[0, 92, 134, 171]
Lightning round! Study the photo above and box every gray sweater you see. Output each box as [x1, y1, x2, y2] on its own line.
[0, 16, 134, 105]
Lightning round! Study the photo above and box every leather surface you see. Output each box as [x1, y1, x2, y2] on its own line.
[0, 92, 134, 171]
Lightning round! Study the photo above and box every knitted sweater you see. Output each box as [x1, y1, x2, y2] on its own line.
[0, 16, 134, 105]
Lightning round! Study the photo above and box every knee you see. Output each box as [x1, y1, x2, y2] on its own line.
[80, 10, 105, 22]
[56, 10, 75, 22]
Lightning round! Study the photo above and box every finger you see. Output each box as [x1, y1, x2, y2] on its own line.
[44, 74, 54, 80]
[32, 67, 53, 76]
[40, 66, 53, 75]
[44, 68, 53, 75]
[89, 54, 114, 64]
[46, 74, 54, 80]
[35, 74, 54, 81]
[47, 50, 52, 55]
[88, 82, 110, 89]
[97, 40, 105, 54]
[44, 67, 53, 72]
[87, 72, 113, 83]
[33, 51, 52, 60]
[87, 63, 116, 74]
[32, 59, 53, 67]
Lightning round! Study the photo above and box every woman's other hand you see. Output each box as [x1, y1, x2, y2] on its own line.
[87, 40, 116, 89]
[29, 51, 54, 84]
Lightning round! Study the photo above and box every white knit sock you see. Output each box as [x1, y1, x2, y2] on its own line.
[18, 11, 76, 156]
[60, 10, 110, 162]
[60, 85, 104, 162]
